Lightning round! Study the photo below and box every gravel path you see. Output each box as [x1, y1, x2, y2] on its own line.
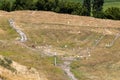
[8, 19, 27, 42]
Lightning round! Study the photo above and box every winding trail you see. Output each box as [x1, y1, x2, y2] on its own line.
[60, 57, 77, 80]
[8, 19, 27, 42]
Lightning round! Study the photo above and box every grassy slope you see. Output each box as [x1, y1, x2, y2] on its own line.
[17, 11, 120, 80]
[0, 11, 120, 80]
[0, 14, 68, 80]
[71, 35, 120, 80]
[0, 17, 18, 40]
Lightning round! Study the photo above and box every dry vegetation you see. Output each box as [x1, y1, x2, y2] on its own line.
[0, 10, 120, 80]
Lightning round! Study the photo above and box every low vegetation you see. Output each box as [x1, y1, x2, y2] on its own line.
[104, 7, 120, 20]
[0, 17, 18, 40]
[0, 57, 16, 72]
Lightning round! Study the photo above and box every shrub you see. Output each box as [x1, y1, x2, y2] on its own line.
[92, 11, 105, 18]
[0, 57, 16, 72]
[104, 7, 120, 20]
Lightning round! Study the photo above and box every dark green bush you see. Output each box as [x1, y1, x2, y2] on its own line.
[92, 11, 105, 18]
[104, 7, 120, 20]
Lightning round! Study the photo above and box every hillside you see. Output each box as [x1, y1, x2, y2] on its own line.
[0, 11, 120, 80]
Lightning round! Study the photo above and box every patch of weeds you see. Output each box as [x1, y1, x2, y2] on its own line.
[71, 61, 81, 69]
[71, 69, 84, 79]
[0, 57, 16, 72]
[0, 51, 15, 56]
[70, 61, 90, 80]
[0, 19, 18, 39]
[45, 56, 63, 65]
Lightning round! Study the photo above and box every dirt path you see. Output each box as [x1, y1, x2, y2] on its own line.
[8, 19, 27, 42]
[61, 61, 77, 80]
[60, 57, 78, 80]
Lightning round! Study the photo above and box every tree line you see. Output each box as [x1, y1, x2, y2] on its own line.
[0, 0, 119, 20]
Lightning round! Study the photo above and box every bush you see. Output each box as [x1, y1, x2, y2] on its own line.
[0, 0, 12, 12]
[104, 7, 120, 20]
[0, 57, 16, 72]
[35, 0, 45, 10]
[92, 11, 105, 18]
[72, 3, 82, 15]
[13, 0, 35, 10]
[58, 1, 82, 15]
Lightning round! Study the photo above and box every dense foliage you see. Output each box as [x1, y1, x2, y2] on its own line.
[92, 0, 104, 18]
[104, 7, 120, 20]
[82, 0, 91, 16]
[0, 0, 119, 20]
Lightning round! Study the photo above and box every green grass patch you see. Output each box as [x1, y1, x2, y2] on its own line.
[0, 51, 15, 56]
[70, 61, 90, 80]
[0, 18, 18, 40]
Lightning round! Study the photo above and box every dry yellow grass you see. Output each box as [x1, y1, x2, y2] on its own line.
[7, 11, 120, 27]
[0, 29, 5, 34]
[0, 10, 120, 80]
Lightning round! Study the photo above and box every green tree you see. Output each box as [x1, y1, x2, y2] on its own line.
[36, 0, 45, 10]
[92, 0, 104, 18]
[53, 0, 59, 12]
[82, 0, 91, 16]
[0, 0, 12, 12]
[55, 0, 59, 6]
[72, 3, 82, 15]
[13, 0, 35, 10]
[44, 0, 56, 11]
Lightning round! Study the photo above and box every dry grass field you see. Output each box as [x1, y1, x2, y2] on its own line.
[0, 10, 120, 80]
